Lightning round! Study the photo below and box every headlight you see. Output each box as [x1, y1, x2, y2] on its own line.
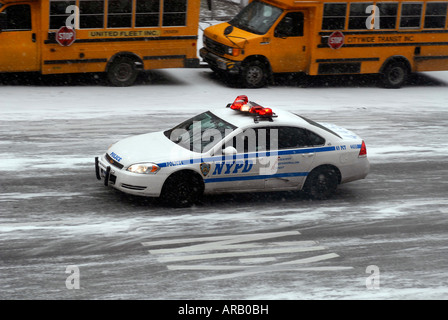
[226, 47, 241, 57]
[127, 163, 160, 174]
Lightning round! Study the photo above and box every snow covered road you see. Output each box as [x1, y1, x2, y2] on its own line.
[0, 68, 447, 299]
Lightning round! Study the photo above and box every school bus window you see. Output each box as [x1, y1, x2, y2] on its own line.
[2, 4, 31, 31]
[400, 2, 423, 29]
[163, 0, 187, 27]
[376, 2, 398, 29]
[275, 12, 304, 37]
[50, 0, 75, 30]
[135, 0, 160, 27]
[348, 2, 373, 29]
[108, 0, 132, 28]
[424, 2, 447, 29]
[79, 0, 104, 29]
[322, 3, 347, 30]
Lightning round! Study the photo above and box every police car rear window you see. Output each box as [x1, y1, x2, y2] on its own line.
[164, 111, 237, 153]
[295, 114, 342, 139]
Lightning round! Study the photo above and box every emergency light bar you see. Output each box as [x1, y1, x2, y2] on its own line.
[227, 95, 277, 123]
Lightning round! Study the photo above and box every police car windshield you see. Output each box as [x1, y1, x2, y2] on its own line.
[229, 1, 282, 35]
[164, 111, 237, 153]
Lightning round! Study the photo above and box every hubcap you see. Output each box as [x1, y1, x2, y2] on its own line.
[246, 66, 263, 86]
[115, 63, 133, 82]
[389, 67, 404, 85]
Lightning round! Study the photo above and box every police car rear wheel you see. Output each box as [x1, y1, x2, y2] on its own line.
[303, 167, 338, 200]
[161, 172, 203, 207]
[107, 57, 139, 87]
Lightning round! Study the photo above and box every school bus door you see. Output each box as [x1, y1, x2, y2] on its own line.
[269, 11, 309, 73]
[0, 3, 39, 72]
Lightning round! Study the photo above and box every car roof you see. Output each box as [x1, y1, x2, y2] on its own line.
[209, 107, 309, 129]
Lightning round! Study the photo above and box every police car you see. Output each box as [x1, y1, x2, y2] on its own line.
[95, 95, 369, 207]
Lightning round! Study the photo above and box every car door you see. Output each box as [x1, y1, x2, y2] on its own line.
[264, 126, 325, 190]
[206, 128, 266, 192]
[0, 3, 39, 72]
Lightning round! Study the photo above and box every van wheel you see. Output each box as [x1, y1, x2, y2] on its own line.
[241, 60, 268, 88]
[107, 57, 139, 87]
[160, 172, 203, 208]
[303, 167, 338, 200]
[380, 61, 409, 88]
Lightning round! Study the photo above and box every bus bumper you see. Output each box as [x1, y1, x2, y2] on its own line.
[200, 48, 241, 74]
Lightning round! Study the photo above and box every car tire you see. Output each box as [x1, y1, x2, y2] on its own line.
[241, 60, 268, 88]
[107, 57, 139, 87]
[380, 61, 409, 89]
[160, 172, 203, 208]
[303, 167, 338, 200]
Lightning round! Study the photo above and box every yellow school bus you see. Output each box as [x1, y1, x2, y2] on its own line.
[0, 0, 200, 86]
[200, 0, 448, 88]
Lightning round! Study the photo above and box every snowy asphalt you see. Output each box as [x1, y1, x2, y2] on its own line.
[0, 69, 447, 299]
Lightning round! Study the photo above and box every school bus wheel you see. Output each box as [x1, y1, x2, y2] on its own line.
[107, 56, 140, 87]
[241, 59, 269, 89]
[380, 59, 410, 89]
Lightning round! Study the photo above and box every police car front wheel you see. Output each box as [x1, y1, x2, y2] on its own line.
[160, 172, 203, 208]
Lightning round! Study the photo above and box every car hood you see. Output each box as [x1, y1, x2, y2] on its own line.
[106, 131, 197, 168]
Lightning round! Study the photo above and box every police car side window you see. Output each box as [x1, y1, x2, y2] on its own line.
[307, 129, 326, 146]
[277, 127, 325, 149]
[231, 128, 261, 154]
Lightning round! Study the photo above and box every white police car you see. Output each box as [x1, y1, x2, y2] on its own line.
[95, 95, 369, 207]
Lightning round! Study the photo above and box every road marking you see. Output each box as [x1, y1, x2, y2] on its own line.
[239, 257, 277, 264]
[167, 253, 340, 271]
[141, 230, 300, 247]
[199, 266, 354, 281]
[157, 246, 327, 263]
[142, 230, 352, 280]
[148, 240, 317, 254]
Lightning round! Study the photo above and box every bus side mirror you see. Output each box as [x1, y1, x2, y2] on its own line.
[0, 12, 7, 32]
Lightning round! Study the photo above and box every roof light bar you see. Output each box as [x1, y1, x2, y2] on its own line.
[228, 95, 277, 122]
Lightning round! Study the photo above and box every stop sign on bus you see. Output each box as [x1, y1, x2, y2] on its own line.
[56, 26, 76, 47]
[328, 31, 344, 50]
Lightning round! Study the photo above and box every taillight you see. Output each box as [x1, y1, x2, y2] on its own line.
[359, 140, 367, 157]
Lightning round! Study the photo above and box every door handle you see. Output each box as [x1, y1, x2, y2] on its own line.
[302, 153, 314, 157]
[32, 33, 36, 42]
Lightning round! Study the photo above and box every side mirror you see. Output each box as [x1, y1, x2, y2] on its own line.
[222, 146, 237, 155]
[0, 12, 7, 32]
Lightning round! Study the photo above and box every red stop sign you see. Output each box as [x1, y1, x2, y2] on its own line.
[56, 26, 76, 47]
[328, 31, 344, 50]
